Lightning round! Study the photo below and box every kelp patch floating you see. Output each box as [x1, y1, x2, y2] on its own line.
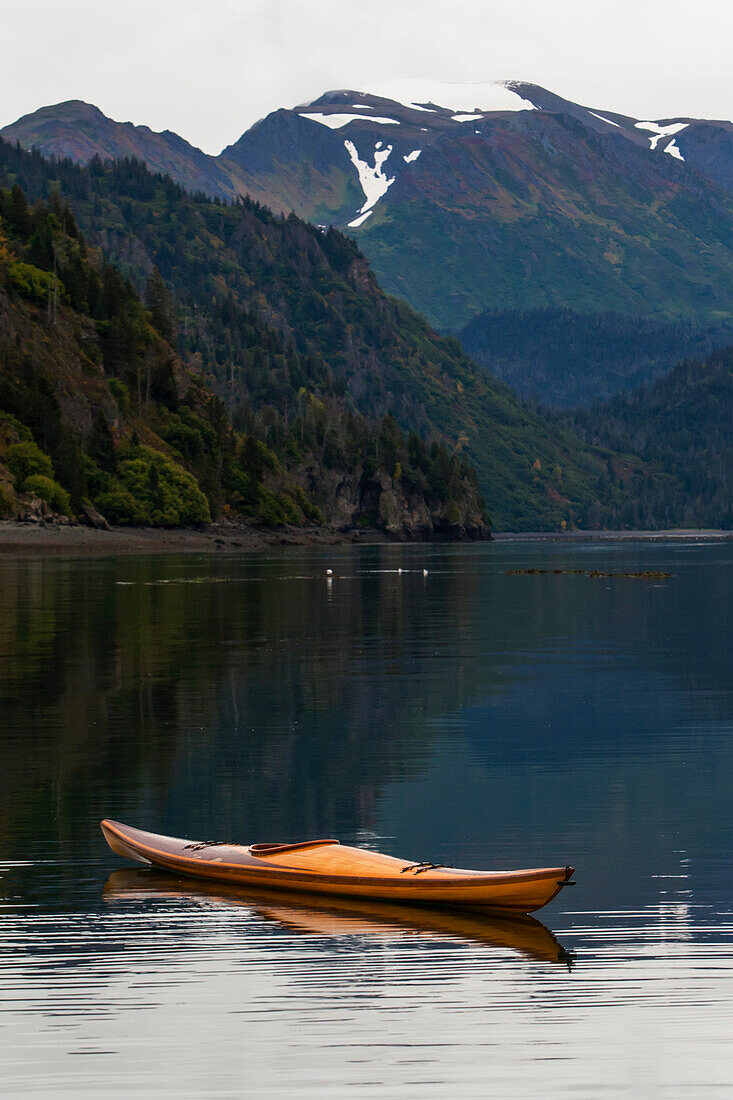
[505, 569, 672, 580]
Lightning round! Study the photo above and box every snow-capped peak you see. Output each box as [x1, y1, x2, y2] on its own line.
[361, 79, 536, 114]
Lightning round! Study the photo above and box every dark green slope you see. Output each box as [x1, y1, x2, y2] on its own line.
[459, 307, 733, 407]
[356, 112, 733, 331]
[0, 140, 640, 531]
[0, 182, 487, 535]
[568, 346, 733, 529]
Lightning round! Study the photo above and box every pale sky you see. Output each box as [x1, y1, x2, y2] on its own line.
[2, 0, 732, 154]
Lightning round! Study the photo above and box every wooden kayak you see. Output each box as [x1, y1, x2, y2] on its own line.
[103, 868, 572, 964]
[101, 819, 575, 914]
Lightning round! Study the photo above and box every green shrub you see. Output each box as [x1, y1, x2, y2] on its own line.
[112, 446, 210, 526]
[80, 454, 111, 498]
[94, 488, 147, 525]
[7, 440, 54, 487]
[178, 407, 217, 450]
[223, 462, 259, 514]
[257, 488, 299, 526]
[0, 412, 33, 443]
[6, 260, 56, 304]
[293, 484, 323, 525]
[160, 417, 205, 462]
[23, 474, 71, 515]
[281, 494, 301, 525]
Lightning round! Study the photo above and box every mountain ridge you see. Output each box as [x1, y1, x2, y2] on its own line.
[2, 99, 252, 201]
[6, 83, 732, 213]
[5, 83, 732, 334]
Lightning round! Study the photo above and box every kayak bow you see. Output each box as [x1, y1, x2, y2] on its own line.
[100, 819, 575, 914]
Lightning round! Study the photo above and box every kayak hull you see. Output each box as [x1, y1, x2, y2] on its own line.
[100, 819, 574, 914]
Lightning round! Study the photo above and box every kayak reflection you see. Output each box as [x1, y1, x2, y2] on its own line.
[103, 868, 573, 966]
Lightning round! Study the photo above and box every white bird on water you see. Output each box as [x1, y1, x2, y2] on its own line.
[423, 569, 429, 576]
[325, 568, 333, 575]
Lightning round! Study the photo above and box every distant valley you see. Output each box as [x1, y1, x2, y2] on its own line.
[458, 308, 733, 407]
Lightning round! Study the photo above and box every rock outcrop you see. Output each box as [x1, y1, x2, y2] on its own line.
[298, 464, 490, 540]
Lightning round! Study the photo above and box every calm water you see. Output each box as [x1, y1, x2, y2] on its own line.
[1, 539, 731, 1097]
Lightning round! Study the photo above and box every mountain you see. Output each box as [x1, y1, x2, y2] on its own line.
[0, 139, 643, 531]
[459, 307, 733, 407]
[567, 346, 733, 529]
[239, 82, 733, 331]
[0, 180, 488, 537]
[6, 83, 732, 338]
[1, 100, 249, 200]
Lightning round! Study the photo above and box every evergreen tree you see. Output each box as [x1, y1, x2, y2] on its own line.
[144, 266, 176, 344]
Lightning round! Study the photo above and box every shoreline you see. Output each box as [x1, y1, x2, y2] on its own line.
[492, 529, 732, 542]
[0, 520, 405, 556]
[0, 520, 730, 556]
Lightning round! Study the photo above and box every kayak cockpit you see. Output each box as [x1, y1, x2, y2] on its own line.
[249, 840, 340, 857]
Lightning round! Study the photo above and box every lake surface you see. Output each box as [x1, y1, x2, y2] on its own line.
[1, 538, 731, 1097]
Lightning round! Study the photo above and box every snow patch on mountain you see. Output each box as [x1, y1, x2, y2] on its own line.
[452, 113, 484, 123]
[300, 112, 400, 129]
[344, 139, 395, 215]
[348, 210, 373, 228]
[635, 121, 688, 150]
[363, 80, 536, 114]
[590, 111, 620, 127]
[403, 149, 421, 163]
[665, 139, 684, 161]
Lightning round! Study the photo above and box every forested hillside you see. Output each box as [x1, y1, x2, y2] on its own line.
[459, 308, 731, 407]
[0, 184, 488, 536]
[568, 346, 733, 529]
[0, 139, 638, 531]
